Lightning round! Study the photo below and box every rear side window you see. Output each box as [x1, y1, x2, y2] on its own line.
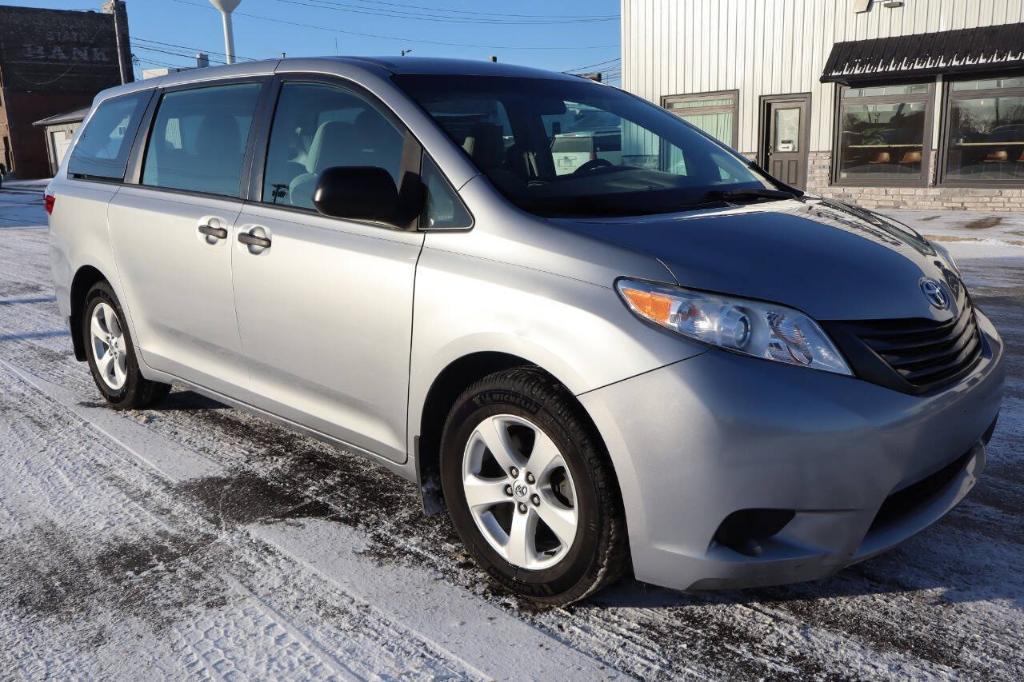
[142, 83, 261, 197]
[67, 91, 149, 181]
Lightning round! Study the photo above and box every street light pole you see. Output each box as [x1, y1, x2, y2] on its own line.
[209, 0, 241, 65]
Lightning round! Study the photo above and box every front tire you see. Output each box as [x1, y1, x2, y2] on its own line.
[440, 367, 628, 605]
[82, 281, 170, 409]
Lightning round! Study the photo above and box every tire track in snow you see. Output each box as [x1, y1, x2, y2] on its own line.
[0, 362, 466, 680]
[0, 358, 621, 680]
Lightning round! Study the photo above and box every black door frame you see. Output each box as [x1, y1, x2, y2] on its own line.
[758, 93, 812, 189]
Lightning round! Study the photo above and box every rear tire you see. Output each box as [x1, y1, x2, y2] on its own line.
[82, 281, 170, 409]
[440, 367, 627, 605]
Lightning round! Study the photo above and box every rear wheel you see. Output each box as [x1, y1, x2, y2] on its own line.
[83, 281, 170, 409]
[440, 367, 627, 605]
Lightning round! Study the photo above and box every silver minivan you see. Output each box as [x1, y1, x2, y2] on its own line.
[48, 58, 1004, 605]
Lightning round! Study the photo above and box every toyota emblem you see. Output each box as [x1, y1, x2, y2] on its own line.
[920, 278, 950, 310]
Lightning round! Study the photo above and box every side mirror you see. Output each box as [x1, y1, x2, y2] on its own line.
[313, 166, 400, 224]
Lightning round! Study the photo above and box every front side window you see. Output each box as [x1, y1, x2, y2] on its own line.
[420, 154, 471, 229]
[943, 76, 1024, 183]
[262, 81, 405, 209]
[67, 91, 149, 180]
[662, 91, 738, 147]
[395, 75, 771, 218]
[835, 83, 931, 184]
[142, 82, 261, 197]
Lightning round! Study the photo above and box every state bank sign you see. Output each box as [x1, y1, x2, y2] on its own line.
[0, 6, 122, 92]
[21, 43, 111, 65]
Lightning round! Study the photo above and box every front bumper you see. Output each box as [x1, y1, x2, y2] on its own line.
[580, 310, 1005, 591]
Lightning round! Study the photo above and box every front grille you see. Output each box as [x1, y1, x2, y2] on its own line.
[823, 301, 985, 395]
[857, 308, 982, 389]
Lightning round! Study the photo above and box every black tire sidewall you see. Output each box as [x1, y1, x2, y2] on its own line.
[82, 283, 144, 406]
[441, 379, 605, 597]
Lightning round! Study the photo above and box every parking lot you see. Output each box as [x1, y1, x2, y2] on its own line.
[1, 187, 1022, 680]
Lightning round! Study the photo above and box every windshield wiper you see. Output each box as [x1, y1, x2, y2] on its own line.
[704, 187, 800, 203]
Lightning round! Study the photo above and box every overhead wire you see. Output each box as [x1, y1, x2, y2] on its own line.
[171, 0, 618, 51]
[268, 0, 617, 25]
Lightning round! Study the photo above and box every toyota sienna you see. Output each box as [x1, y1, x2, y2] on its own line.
[47, 58, 1005, 605]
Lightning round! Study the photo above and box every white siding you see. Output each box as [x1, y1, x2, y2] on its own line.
[622, 0, 1024, 153]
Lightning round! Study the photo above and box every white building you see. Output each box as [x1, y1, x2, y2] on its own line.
[621, 0, 1024, 211]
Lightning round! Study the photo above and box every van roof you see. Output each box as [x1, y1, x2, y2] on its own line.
[330, 56, 579, 80]
[93, 56, 584, 104]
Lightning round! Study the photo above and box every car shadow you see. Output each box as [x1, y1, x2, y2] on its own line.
[150, 389, 229, 412]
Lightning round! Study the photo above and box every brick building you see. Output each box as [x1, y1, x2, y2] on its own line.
[622, 0, 1024, 211]
[0, 1, 132, 179]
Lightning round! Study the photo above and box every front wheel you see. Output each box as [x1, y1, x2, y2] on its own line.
[83, 281, 170, 409]
[440, 367, 628, 605]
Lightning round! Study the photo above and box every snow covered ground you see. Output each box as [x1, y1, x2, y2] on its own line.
[1, 185, 1022, 680]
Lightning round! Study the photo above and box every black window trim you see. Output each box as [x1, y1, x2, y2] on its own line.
[830, 80, 936, 188]
[418, 152, 474, 232]
[124, 75, 272, 202]
[660, 89, 740, 148]
[67, 88, 156, 185]
[249, 72, 474, 233]
[936, 73, 1024, 189]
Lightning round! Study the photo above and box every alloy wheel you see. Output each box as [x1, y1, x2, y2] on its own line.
[90, 302, 128, 390]
[462, 414, 579, 570]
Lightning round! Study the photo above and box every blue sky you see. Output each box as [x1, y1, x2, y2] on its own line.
[7, 0, 622, 82]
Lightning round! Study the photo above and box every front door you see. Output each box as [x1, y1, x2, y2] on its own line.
[760, 94, 810, 189]
[230, 78, 422, 464]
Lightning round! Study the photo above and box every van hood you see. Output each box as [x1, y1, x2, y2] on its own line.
[552, 198, 961, 322]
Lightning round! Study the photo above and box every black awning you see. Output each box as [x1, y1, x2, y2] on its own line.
[821, 23, 1024, 85]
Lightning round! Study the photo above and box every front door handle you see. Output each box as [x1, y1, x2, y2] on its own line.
[238, 230, 272, 249]
[199, 224, 228, 240]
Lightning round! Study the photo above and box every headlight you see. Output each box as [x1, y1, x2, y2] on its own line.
[616, 279, 851, 375]
[931, 241, 961, 276]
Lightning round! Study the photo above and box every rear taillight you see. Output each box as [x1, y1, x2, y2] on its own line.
[44, 194, 55, 215]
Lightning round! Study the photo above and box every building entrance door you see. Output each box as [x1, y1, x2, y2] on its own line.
[760, 94, 810, 189]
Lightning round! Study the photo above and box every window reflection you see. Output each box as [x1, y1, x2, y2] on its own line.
[662, 92, 738, 147]
[837, 84, 929, 182]
[945, 77, 1024, 182]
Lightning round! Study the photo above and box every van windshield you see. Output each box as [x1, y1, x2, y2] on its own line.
[393, 74, 780, 218]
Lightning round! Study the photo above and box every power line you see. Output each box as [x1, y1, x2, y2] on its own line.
[133, 44, 230, 65]
[171, 0, 618, 51]
[564, 56, 621, 73]
[136, 57, 187, 69]
[338, 0, 617, 21]
[134, 36, 259, 63]
[270, 0, 616, 25]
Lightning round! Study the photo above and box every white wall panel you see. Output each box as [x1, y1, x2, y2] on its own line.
[622, 0, 1024, 153]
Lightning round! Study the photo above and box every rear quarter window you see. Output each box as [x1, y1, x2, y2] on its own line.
[67, 91, 150, 181]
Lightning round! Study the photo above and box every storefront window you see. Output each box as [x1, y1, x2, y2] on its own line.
[835, 83, 931, 184]
[943, 76, 1024, 183]
[662, 91, 738, 147]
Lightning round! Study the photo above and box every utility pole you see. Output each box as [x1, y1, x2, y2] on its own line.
[103, 0, 133, 83]
[209, 0, 241, 64]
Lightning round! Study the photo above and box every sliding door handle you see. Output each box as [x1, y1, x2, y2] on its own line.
[238, 230, 272, 249]
[198, 224, 228, 240]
